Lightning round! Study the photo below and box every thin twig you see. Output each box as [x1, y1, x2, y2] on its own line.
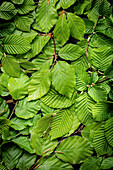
[85, 37, 91, 68]
[34, 163, 42, 169]
[8, 101, 18, 120]
[95, 77, 109, 84]
[51, 34, 56, 56]
[9, 132, 29, 140]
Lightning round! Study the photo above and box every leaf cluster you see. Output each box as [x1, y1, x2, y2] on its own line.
[0, 0, 113, 169]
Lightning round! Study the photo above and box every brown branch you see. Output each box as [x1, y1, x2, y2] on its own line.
[8, 101, 18, 120]
[9, 132, 29, 140]
[51, 34, 56, 56]
[85, 37, 91, 68]
[95, 77, 109, 84]
[34, 163, 42, 170]
[40, 148, 51, 156]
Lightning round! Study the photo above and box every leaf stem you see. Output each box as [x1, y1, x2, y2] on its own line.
[8, 101, 18, 120]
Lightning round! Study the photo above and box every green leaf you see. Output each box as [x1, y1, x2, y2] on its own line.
[3, 35, 31, 54]
[31, 132, 58, 156]
[21, 30, 37, 43]
[89, 46, 113, 71]
[93, 125, 111, 156]
[67, 13, 85, 40]
[68, 107, 80, 136]
[61, 0, 76, 9]
[15, 97, 40, 119]
[0, 73, 10, 89]
[53, 14, 70, 45]
[28, 69, 51, 101]
[59, 44, 84, 61]
[0, 164, 7, 170]
[0, 119, 11, 134]
[21, 35, 50, 59]
[56, 136, 93, 164]
[90, 72, 98, 84]
[83, 19, 95, 34]
[40, 102, 55, 116]
[0, 2, 17, 20]
[2, 55, 20, 78]
[2, 143, 22, 170]
[43, 37, 61, 55]
[37, 155, 73, 169]
[11, 117, 33, 130]
[81, 122, 104, 141]
[80, 157, 102, 170]
[92, 101, 113, 121]
[36, 0, 57, 33]
[17, 0, 35, 15]
[105, 117, 113, 147]
[88, 85, 107, 102]
[75, 93, 95, 125]
[104, 66, 113, 78]
[99, 0, 110, 16]
[50, 109, 73, 139]
[35, 113, 53, 134]
[52, 61, 76, 98]
[100, 157, 113, 170]
[11, 0, 24, 4]
[32, 54, 52, 70]
[0, 23, 15, 37]
[12, 136, 35, 154]
[16, 153, 36, 170]
[86, 0, 100, 24]
[8, 72, 29, 100]
[41, 88, 74, 108]
[14, 15, 32, 32]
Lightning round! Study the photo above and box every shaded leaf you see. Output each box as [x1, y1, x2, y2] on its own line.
[92, 101, 113, 121]
[0, 2, 17, 20]
[0, 23, 15, 37]
[80, 157, 102, 170]
[89, 46, 113, 71]
[16, 152, 36, 170]
[105, 117, 113, 147]
[101, 157, 113, 169]
[93, 125, 111, 156]
[2, 143, 22, 170]
[12, 136, 35, 154]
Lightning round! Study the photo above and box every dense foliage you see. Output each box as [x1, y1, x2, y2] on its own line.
[0, 0, 113, 169]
